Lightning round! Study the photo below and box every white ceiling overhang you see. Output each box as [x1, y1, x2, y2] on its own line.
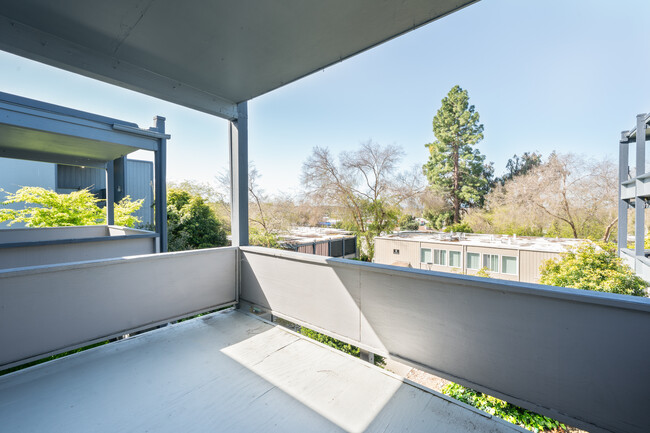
[0, 0, 477, 120]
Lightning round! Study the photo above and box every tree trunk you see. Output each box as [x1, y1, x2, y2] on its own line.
[452, 143, 460, 223]
[602, 217, 618, 242]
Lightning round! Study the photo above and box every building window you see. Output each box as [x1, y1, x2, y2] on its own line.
[483, 254, 499, 272]
[467, 252, 480, 270]
[393, 249, 400, 254]
[434, 249, 446, 266]
[420, 248, 432, 263]
[449, 251, 461, 268]
[502, 256, 518, 275]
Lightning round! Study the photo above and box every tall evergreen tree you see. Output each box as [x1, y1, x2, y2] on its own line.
[424, 85, 492, 223]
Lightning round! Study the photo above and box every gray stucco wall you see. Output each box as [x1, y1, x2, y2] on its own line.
[240, 246, 650, 433]
[0, 247, 238, 368]
[0, 225, 157, 269]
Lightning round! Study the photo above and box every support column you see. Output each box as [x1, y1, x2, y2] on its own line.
[113, 156, 126, 204]
[618, 137, 629, 255]
[106, 160, 115, 225]
[229, 102, 248, 246]
[635, 114, 646, 259]
[359, 350, 374, 364]
[154, 116, 168, 252]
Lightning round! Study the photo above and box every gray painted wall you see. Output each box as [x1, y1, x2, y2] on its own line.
[0, 158, 56, 228]
[0, 225, 157, 269]
[0, 247, 238, 368]
[240, 246, 650, 433]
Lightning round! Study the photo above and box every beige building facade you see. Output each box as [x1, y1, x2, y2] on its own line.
[374, 232, 584, 284]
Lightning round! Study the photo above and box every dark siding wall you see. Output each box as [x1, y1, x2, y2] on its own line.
[125, 160, 154, 227]
[57, 165, 105, 192]
[56, 160, 154, 227]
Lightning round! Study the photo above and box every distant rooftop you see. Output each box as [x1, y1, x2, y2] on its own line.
[377, 231, 585, 253]
[280, 227, 355, 245]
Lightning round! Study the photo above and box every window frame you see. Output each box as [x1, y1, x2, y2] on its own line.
[501, 255, 518, 275]
[482, 253, 499, 273]
[466, 252, 480, 270]
[448, 250, 462, 268]
[433, 249, 447, 266]
[420, 248, 432, 264]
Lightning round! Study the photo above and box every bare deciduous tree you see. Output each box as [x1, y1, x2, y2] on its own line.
[301, 140, 424, 259]
[466, 153, 618, 240]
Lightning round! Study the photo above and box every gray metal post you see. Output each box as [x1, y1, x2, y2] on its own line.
[359, 350, 374, 364]
[635, 114, 646, 258]
[229, 102, 248, 246]
[618, 136, 629, 255]
[154, 116, 168, 252]
[113, 156, 126, 204]
[106, 160, 115, 225]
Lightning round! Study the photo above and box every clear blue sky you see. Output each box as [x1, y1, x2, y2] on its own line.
[1, 0, 649, 196]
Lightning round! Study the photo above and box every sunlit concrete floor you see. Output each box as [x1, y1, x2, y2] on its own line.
[0, 309, 524, 432]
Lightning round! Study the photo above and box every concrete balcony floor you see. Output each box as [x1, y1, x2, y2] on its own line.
[0, 309, 522, 432]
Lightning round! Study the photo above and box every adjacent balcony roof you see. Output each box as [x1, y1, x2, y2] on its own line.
[0, 0, 477, 119]
[0, 91, 168, 168]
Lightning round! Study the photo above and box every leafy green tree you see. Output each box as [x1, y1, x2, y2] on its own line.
[539, 241, 646, 296]
[424, 85, 493, 223]
[167, 189, 227, 251]
[398, 214, 420, 231]
[249, 226, 280, 248]
[495, 152, 542, 186]
[423, 208, 453, 230]
[443, 222, 473, 233]
[0, 186, 142, 227]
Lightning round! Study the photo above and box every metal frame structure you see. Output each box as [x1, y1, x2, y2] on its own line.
[0, 91, 169, 251]
[618, 113, 650, 280]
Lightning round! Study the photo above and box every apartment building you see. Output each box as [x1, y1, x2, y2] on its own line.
[279, 227, 357, 258]
[374, 232, 583, 283]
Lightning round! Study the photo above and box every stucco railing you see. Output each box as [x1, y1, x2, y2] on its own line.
[240, 246, 650, 433]
[0, 247, 238, 369]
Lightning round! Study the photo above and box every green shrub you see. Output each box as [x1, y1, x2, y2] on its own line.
[443, 222, 473, 233]
[442, 383, 565, 432]
[300, 327, 385, 367]
[539, 241, 646, 296]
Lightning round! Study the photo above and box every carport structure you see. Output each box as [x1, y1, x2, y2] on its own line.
[0, 2, 649, 433]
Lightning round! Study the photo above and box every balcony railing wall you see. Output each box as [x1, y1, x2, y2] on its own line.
[240, 246, 650, 433]
[2, 245, 648, 433]
[0, 247, 238, 369]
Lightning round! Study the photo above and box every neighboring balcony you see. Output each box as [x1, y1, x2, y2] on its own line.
[620, 173, 650, 201]
[1, 246, 648, 433]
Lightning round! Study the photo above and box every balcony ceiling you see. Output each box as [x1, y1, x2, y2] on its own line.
[0, 0, 477, 119]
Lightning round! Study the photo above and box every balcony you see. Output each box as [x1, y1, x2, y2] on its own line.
[1, 2, 648, 432]
[1, 246, 648, 433]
